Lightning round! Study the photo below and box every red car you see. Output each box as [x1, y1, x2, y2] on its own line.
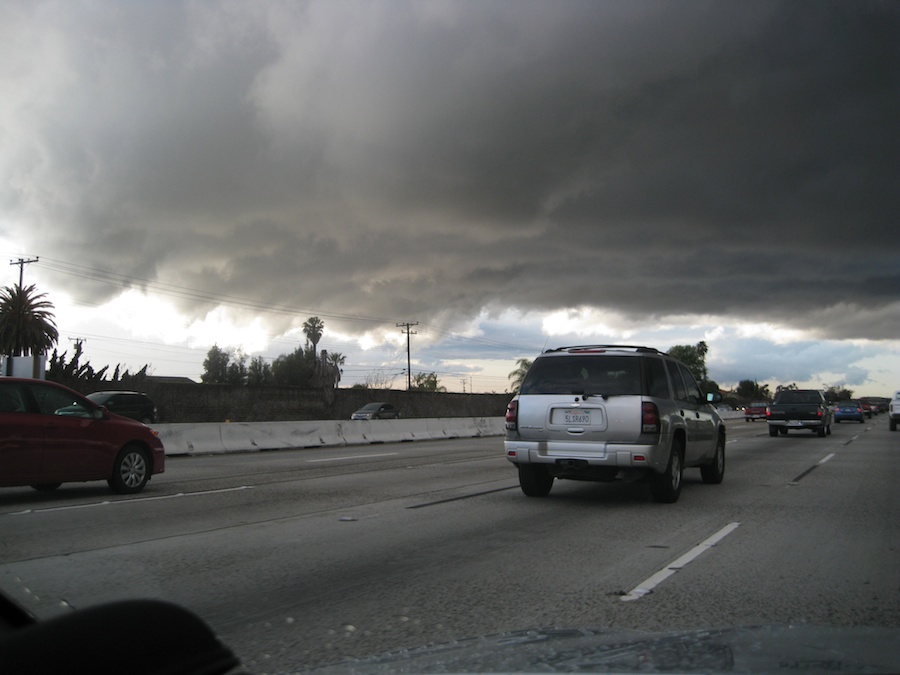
[0, 378, 165, 494]
[744, 401, 768, 421]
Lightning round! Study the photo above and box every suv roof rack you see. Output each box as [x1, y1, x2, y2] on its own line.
[543, 345, 665, 355]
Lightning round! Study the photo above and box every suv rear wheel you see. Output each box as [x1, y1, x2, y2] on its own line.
[650, 440, 683, 503]
[518, 464, 554, 497]
[700, 434, 725, 484]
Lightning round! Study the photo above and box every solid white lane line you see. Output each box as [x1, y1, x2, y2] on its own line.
[621, 522, 741, 602]
[306, 452, 399, 463]
[7, 485, 255, 515]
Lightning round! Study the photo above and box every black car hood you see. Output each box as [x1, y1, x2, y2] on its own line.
[309, 624, 900, 674]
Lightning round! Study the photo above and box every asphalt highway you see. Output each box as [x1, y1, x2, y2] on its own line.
[1, 417, 897, 672]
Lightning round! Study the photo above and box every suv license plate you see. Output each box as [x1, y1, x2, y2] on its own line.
[563, 410, 591, 425]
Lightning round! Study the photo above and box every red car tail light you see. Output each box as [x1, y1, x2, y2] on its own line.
[505, 400, 518, 431]
[641, 402, 660, 434]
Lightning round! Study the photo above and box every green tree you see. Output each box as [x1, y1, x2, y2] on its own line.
[302, 316, 325, 352]
[271, 346, 317, 386]
[0, 284, 59, 375]
[667, 341, 711, 389]
[411, 371, 446, 392]
[736, 379, 771, 402]
[507, 358, 533, 393]
[226, 351, 248, 385]
[201, 345, 231, 384]
[736, 379, 758, 400]
[823, 384, 853, 403]
[47, 340, 107, 387]
[247, 356, 273, 386]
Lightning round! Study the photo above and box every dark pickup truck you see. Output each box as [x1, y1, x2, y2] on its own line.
[767, 389, 833, 437]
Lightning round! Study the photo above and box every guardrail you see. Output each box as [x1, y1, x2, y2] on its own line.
[155, 417, 506, 456]
[155, 412, 747, 456]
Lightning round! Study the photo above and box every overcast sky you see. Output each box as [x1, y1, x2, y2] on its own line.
[1, 0, 898, 394]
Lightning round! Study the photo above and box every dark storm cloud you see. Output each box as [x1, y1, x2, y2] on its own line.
[2, 0, 897, 342]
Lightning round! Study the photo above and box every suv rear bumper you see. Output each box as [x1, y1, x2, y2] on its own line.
[505, 440, 668, 475]
[767, 419, 827, 430]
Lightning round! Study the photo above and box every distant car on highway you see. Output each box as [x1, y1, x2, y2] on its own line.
[834, 400, 865, 424]
[87, 390, 157, 423]
[766, 389, 833, 437]
[744, 401, 768, 421]
[889, 392, 900, 431]
[351, 402, 401, 420]
[0, 378, 165, 494]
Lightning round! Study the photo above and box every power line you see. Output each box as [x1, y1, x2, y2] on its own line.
[35, 255, 540, 353]
[19, 255, 544, 388]
[36, 256, 394, 327]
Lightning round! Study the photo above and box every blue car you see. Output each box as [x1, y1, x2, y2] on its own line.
[834, 400, 865, 423]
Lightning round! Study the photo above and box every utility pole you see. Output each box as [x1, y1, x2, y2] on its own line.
[396, 322, 418, 390]
[10, 257, 39, 288]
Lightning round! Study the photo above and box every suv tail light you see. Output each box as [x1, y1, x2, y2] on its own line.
[505, 400, 518, 431]
[641, 402, 660, 434]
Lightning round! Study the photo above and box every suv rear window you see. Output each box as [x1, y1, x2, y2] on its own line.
[645, 356, 669, 399]
[519, 355, 641, 396]
[777, 391, 820, 404]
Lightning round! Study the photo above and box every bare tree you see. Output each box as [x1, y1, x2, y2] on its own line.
[364, 369, 400, 389]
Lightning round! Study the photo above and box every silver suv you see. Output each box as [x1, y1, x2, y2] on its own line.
[504, 345, 726, 503]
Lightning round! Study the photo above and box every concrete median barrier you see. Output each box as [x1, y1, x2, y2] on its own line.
[155, 417, 505, 456]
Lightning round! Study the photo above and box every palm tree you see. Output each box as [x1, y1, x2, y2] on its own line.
[0, 284, 59, 376]
[327, 351, 346, 386]
[302, 316, 325, 352]
[507, 357, 533, 393]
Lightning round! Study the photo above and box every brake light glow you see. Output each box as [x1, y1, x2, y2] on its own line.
[505, 400, 518, 431]
[641, 402, 660, 434]
[765, 406, 771, 418]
